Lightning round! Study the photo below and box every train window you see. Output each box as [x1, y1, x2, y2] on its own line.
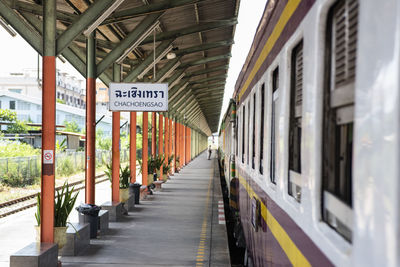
[259, 83, 265, 174]
[242, 105, 245, 163]
[270, 67, 279, 184]
[288, 41, 303, 202]
[322, 0, 358, 242]
[236, 113, 239, 157]
[247, 102, 250, 166]
[252, 93, 256, 169]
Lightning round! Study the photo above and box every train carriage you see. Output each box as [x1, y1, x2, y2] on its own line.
[219, 0, 400, 266]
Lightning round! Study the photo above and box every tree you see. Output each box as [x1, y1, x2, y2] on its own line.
[63, 120, 80, 133]
[0, 109, 28, 133]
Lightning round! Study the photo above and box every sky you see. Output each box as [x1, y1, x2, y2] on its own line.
[0, 0, 268, 130]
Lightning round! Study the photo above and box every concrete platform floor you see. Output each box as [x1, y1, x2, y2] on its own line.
[61, 152, 229, 267]
[0, 151, 230, 267]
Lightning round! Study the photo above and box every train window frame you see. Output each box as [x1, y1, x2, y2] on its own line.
[247, 101, 250, 166]
[270, 67, 279, 184]
[242, 104, 245, 164]
[252, 92, 256, 169]
[322, 0, 358, 243]
[288, 40, 304, 203]
[259, 83, 265, 175]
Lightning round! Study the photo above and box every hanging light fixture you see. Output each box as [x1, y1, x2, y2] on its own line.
[166, 47, 178, 60]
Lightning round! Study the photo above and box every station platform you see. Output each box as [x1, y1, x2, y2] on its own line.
[0, 152, 230, 267]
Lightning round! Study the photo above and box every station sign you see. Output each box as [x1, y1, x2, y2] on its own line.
[109, 83, 168, 112]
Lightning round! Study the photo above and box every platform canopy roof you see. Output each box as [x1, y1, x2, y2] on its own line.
[0, 0, 240, 135]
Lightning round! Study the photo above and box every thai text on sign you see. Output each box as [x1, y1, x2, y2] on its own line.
[109, 83, 168, 111]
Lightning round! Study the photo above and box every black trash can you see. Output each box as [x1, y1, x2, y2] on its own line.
[76, 204, 101, 238]
[130, 183, 141, 204]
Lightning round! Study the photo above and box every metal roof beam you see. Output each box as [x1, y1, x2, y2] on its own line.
[193, 87, 225, 94]
[96, 13, 162, 76]
[169, 81, 190, 103]
[0, 0, 42, 54]
[155, 57, 181, 82]
[123, 40, 174, 82]
[141, 18, 237, 45]
[192, 82, 226, 90]
[21, 11, 112, 85]
[103, 0, 210, 25]
[175, 40, 233, 56]
[56, 0, 117, 55]
[7, 1, 76, 24]
[178, 53, 231, 69]
[189, 74, 227, 84]
[186, 65, 228, 78]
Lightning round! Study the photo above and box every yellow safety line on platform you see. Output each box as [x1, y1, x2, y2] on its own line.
[238, 175, 311, 267]
[195, 167, 213, 266]
[238, 0, 301, 100]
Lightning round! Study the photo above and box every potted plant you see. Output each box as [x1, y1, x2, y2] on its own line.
[154, 155, 165, 179]
[162, 162, 171, 181]
[119, 165, 130, 203]
[35, 182, 79, 249]
[104, 163, 130, 203]
[175, 155, 181, 172]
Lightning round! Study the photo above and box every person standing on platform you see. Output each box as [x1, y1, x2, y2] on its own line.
[208, 145, 212, 160]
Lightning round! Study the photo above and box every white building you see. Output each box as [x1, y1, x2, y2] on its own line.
[0, 90, 120, 136]
[0, 68, 85, 109]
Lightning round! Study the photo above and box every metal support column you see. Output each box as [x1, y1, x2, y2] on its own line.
[174, 120, 178, 171]
[112, 64, 121, 203]
[85, 32, 96, 204]
[142, 112, 149, 185]
[164, 115, 169, 171]
[130, 112, 137, 183]
[151, 112, 157, 156]
[158, 114, 163, 178]
[40, 0, 56, 243]
[169, 118, 173, 174]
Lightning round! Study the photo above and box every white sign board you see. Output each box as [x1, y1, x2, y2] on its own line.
[109, 83, 168, 111]
[43, 150, 54, 164]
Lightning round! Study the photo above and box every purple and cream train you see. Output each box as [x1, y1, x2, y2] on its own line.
[219, 0, 400, 266]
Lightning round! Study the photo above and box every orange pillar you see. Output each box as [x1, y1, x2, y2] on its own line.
[169, 118, 174, 174]
[164, 116, 169, 174]
[151, 112, 157, 156]
[112, 111, 120, 202]
[40, 0, 56, 243]
[174, 121, 178, 171]
[186, 127, 190, 164]
[158, 114, 163, 179]
[181, 124, 185, 168]
[130, 112, 137, 183]
[85, 32, 96, 205]
[111, 63, 120, 203]
[142, 112, 149, 185]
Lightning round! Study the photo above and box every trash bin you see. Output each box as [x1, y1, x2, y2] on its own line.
[76, 204, 101, 238]
[129, 183, 141, 204]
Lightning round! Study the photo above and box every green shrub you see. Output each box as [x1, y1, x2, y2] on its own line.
[56, 157, 75, 177]
[0, 140, 39, 157]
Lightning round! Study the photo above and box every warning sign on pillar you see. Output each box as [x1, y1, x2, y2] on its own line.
[43, 150, 54, 164]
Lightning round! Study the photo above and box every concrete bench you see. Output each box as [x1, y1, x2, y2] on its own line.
[10, 242, 58, 267]
[101, 201, 123, 222]
[139, 185, 147, 200]
[153, 181, 164, 191]
[98, 210, 109, 232]
[59, 223, 90, 256]
[126, 193, 135, 211]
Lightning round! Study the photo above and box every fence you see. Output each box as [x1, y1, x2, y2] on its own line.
[0, 150, 129, 187]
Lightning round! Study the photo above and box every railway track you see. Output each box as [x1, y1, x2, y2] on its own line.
[0, 174, 109, 218]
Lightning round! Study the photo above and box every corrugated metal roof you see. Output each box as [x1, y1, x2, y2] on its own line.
[5, 0, 240, 135]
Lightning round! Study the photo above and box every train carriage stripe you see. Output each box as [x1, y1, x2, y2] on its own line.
[238, 174, 311, 267]
[239, 0, 302, 101]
